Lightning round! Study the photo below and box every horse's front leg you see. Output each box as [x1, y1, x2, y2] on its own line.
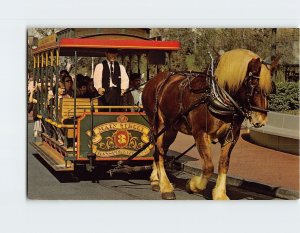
[213, 130, 240, 200]
[186, 132, 213, 193]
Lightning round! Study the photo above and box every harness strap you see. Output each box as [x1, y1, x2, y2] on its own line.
[219, 88, 247, 117]
[152, 72, 175, 129]
[178, 76, 193, 132]
[208, 77, 236, 115]
[249, 105, 269, 113]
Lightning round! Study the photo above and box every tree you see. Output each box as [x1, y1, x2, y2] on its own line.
[150, 28, 298, 73]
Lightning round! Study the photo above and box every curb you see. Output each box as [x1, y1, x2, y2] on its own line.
[168, 151, 299, 200]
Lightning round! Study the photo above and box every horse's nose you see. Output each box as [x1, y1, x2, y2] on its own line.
[254, 122, 264, 128]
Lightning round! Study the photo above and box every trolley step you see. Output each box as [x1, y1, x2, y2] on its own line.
[31, 142, 74, 172]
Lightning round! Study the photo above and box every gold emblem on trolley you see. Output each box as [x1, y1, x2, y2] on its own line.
[86, 115, 152, 157]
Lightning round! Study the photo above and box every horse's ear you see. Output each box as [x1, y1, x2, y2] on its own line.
[248, 57, 261, 75]
[253, 57, 261, 64]
[271, 56, 280, 71]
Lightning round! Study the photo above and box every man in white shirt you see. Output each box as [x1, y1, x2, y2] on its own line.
[93, 49, 129, 108]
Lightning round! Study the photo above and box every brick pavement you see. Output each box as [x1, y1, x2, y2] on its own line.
[169, 130, 299, 191]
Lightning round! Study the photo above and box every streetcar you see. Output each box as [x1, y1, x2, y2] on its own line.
[29, 28, 180, 173]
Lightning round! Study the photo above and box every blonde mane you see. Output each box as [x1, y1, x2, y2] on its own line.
[215, 49, 272, 93]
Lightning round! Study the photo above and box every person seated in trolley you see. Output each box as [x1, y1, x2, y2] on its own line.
[76, 74, 90, 98]
[93, 49, 129, 111]
[59, 69, 69, 80]
[122, 73, 143, 111]
[86, 76, 99, 99]
[62, 74, 74, 98]
[129, 73, 143, 106]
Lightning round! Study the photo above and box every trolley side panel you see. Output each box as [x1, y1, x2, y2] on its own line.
[77, 112, 154, 161]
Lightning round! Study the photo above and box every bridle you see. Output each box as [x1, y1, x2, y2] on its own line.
[244, 72, 269, 114]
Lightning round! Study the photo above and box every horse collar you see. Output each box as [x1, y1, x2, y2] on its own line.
[207, 77, 245, 118]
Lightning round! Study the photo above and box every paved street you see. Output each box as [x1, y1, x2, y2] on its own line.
[28, 122, 205, 200]
[28, 122, 282, 200]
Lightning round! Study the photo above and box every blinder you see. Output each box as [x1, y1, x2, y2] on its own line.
[244, 73, 269, 114]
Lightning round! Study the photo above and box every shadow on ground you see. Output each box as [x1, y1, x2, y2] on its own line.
[32, 153, 152, 183]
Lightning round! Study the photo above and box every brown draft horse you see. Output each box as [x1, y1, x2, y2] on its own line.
[142, 49, 279, 200]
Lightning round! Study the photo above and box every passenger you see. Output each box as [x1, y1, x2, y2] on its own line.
[54, 81, 66, 146]
[27, 75, 36, 114]
[57, 81, 66, 98]
[60, 69, 69, 81]
[28, 85, 42, 139]
[76, 74, 89, 98]
[122, 73, 143, 111]
[93, 49, 129, 111]
[129, 73, 143, 106]
[86, 77, 100, 99]
[62, 75, 74, 98]
[28, 84, 37, 115]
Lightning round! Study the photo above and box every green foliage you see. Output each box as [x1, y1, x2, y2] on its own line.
[151, 28, 277, 72]
[269, 82, 299, 113]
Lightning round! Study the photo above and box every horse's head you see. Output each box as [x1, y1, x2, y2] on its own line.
[215, 49, 280, 128]
[238, 57, 279, 127]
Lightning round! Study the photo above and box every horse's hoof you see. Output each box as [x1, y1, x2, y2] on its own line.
[213, 194, 230, 200]
[162, 192, 176, 200]
[212, 189, 230, 200]
[186, 180, 193, 194]
[151, 184, 160, 192]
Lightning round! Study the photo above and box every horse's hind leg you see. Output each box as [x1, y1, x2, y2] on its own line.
[186, 132, 213, 193]
[150, 158, 160, 191]
[150, 128, 178, 192]
[154, 119, 178, 199]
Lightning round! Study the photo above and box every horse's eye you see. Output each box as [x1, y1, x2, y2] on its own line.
[251, 79, 259, 86]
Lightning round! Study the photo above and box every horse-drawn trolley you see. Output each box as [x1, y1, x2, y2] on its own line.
[30, 28, 180, 173]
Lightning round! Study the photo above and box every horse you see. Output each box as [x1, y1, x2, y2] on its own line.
[142, 48, 279, 200]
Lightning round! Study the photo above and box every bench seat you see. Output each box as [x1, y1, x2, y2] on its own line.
[59, 98, 98, 124]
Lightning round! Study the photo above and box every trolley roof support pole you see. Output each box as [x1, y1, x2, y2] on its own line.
[146, 54, 149, 81]
[137, 54, 141, 75]
[41, 53, 46, 117]
[168, 52, 171, 71]
[37, 54, 41, 115]
[129, 54, 132, 76]
[87, 96, 97, 173]
[32, 55, 37, 120]
[91, 57, 94, 79]
[72, 50, 77, 159]
[55, 49, 59, 122]
[49, 50, 54, 120]
[45, 51, 49, 119]
[33, 56, 36, 86]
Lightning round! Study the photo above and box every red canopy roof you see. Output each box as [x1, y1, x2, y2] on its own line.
[33, 38, 180, 56]
[59, 38, 180, 50]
